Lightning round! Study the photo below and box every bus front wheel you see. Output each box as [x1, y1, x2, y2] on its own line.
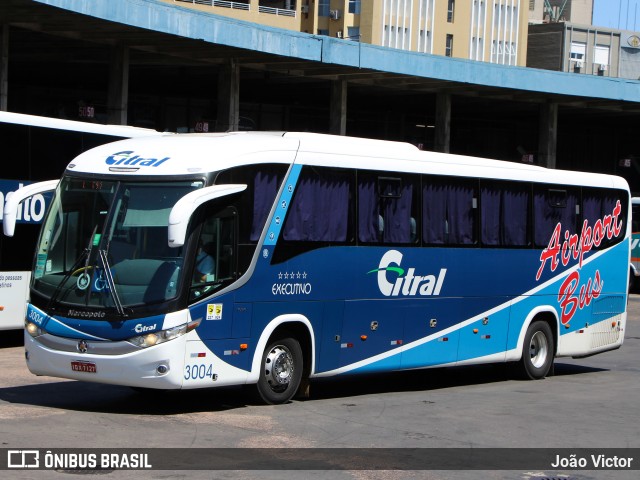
[256, 337, 303, 405]
[520, 321, 554, 380]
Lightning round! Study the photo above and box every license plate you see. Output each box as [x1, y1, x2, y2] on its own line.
[71, 361, 97, 373]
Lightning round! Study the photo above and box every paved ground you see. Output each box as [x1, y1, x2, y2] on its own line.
[1, 298, 640, 480]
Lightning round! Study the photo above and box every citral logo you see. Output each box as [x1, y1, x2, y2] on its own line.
[368, 250, 447, 297]
[105, 151, 170, 167]
[134, 323, 157, 333]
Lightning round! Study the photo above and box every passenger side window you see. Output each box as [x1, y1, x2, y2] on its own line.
[423, 176, 477, 245]
[480, 180, 530, 247]
[358, 173, 419, 244]
[190, 207, 237, 300]
[215, 164, 287, 275]
[533, 186, 579, 247]
[282, 167, 353, 242]
[582, 188, 626, 250]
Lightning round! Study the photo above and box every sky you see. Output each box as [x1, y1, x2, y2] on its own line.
[593, 0, 640, 30]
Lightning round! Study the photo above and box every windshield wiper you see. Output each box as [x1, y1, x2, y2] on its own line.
[46, 225, 98, 310]
[98, 249, 126, 317]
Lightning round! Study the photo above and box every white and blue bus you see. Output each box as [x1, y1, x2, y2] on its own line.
[0, 111, 160, 331]
[4, 132, 630, 404]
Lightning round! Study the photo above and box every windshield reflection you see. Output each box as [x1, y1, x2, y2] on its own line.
[32, 177, 203, 311]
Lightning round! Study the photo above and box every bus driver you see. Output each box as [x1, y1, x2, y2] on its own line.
[194, 241, 215, 283]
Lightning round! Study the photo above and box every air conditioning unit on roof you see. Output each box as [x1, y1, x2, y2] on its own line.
[301, 5, 309, 14]
[599, 63, 607, 71]
[330, 9, 342, 20]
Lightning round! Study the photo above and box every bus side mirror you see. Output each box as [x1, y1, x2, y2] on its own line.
[168, 184, 246, 248]
[3, 180, 59, 237]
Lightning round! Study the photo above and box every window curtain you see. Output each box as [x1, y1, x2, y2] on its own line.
[283, 170, 350, 242]
[424, 178, 476, 245]
[250, 170, 281, 241]
[534, 189, 578, 246]
[358, 176, 379, 242]
[481, 183, 529, 246]
[382, 183, 413, 243]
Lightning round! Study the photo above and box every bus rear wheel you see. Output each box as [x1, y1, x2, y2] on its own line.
[256, 337, 303, 405]
[520, 321, 554, 380]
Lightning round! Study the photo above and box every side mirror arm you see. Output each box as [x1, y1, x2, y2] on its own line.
[168, 184, 247, 247]
[3, 180, 59, 237]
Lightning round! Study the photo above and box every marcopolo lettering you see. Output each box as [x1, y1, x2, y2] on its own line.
[370, 250, 447, 297]
[105, 151, 170, 168]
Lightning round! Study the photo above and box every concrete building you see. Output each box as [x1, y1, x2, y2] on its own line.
[528, 22, 620, 76]
[528, 22, 640, 80]
[166, 0, 529, 66]
[526, 1, 640, 80]
[528, 0, 593, 25]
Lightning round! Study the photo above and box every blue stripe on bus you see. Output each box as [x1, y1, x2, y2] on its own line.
[27, 303, 168, 341]
[39, 238, 628, 375]
[262, 164, 302, 246]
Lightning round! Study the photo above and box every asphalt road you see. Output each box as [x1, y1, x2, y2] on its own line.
[1, 298, 640, 480]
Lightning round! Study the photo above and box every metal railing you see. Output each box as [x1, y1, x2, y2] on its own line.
[176, 1, 298, 17]
[175, 0, 250, 11]
[258, 6, 296, 17]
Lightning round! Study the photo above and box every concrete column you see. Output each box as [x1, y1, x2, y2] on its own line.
[538, 102, 558, 169]
[107, 45, 129, 125]
[434, 92, 451, 153]
[216, 59, 240, 132]
[330, 79, 347, 136]
[0, 25, 8, 112]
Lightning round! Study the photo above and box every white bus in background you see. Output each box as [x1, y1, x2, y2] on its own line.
[0, 111, 160, 331]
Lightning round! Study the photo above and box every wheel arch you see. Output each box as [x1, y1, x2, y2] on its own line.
[247, 314, 315, 383]
[509, 306, 559, 362]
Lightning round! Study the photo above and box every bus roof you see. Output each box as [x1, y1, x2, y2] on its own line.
[65, 131, 629, 192]
[0, 111, 162, 138]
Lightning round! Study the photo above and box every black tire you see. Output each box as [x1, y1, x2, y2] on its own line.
[520, 320, 554, 380]
[256, 337, 303, 405]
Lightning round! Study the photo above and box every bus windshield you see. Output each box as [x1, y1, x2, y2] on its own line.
[32, 177, 204, 312]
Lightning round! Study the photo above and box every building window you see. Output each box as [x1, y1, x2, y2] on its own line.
[471, 37, 483, 61]
[319, 0, 330, 17]
[317, 29, 329, 36]
[570, 42, 586, 61]
[347, 26, 360, 41]
[419, 29, 432, 53]
[447, 0, 455, 22]
[446, 34, 454, 57]
[348, 0, 361, 14]
[594, 45, 610, 67]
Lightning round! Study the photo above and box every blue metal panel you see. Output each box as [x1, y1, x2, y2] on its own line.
[36, 0, 640, 103]
[35, 0, 323, 61]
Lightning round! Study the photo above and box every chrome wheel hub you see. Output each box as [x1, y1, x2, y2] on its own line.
[264, 345, 294, 389]
[529, 331, 549, 369]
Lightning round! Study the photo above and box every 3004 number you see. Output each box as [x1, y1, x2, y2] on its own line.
[184, 364, 213, 380]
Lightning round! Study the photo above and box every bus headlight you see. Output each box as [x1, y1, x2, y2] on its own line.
[127, 319, 201, 348]
[25, 321, 45, 338]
